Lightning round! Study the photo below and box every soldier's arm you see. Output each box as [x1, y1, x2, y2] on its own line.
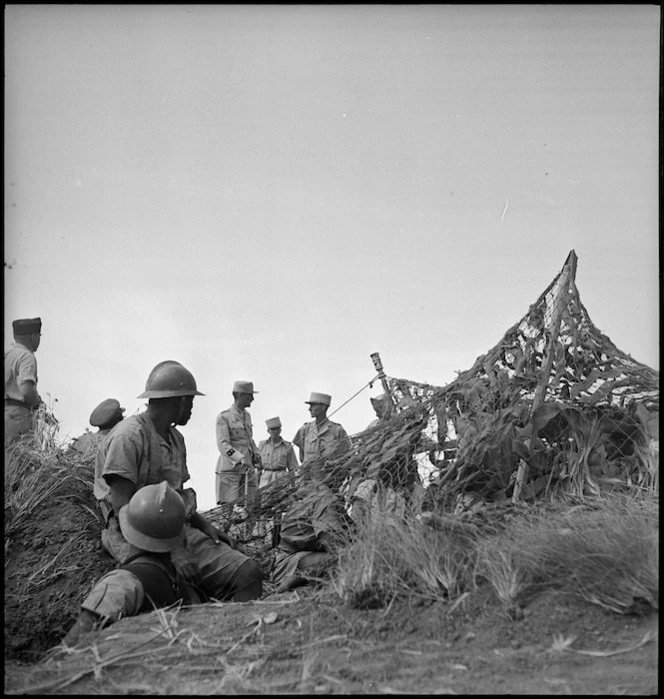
[293, 426, 306, 463]
[216, 413, 244, 466]
[18, 379, 41, 407]
[287, 443, 299, 470]
[16, 355, 41, 407]
[189, 510, 236, 548]
[106, 475, 137, 514]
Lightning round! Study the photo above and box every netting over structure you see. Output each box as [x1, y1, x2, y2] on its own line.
[205, 251, 659, 549]
[398, 250, 658, 506]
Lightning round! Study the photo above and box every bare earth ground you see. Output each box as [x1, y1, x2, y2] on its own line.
[4, 586, 658, 695]
[4, 475, 658, 695]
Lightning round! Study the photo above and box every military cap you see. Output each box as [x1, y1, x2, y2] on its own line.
[305, 392, 331, 406]
[233, 380, 258, 394]
[266, 416, 282, 429]
[12, 317, 42, 335]
[90, 398, 125, 428]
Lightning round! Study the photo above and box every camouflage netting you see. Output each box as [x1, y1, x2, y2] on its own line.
[205, 251, 659, 550]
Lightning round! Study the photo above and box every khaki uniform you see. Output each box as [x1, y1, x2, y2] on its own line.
[4, 343, 39, 442]
[215, 405, 260, 507]
[94, 412, 251, 601]
[293, 418, 352, 481]
[257, 437, 298, 489]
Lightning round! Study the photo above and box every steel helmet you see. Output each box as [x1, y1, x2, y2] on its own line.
[137, 360, 205, 399]
[118, 481, 186, 552]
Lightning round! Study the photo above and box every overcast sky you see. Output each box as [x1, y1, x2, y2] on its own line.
[5, 4, 659, 511]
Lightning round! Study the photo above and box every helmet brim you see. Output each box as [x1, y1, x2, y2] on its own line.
[137, 389, 205, 399]
[119, 506, 185, 553]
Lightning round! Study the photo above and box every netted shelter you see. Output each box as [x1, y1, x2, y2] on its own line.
[206, 250, 659, 549]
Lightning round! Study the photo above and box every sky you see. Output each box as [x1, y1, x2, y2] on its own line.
[5, 4, 660, 512]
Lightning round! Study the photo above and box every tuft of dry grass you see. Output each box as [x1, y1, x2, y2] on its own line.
[477, 492, 658, 615]
[332, 502, 479, 609]
[331, 488, 657, 619]
[4, 413, 96, 542]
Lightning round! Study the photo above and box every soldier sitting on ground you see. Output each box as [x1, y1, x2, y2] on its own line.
[62, 481, 205, 647]
[94, 361, 262, 605]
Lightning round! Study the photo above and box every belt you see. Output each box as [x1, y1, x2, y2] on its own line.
[263, 467, 286, 472]
[5, 398, 32, 409]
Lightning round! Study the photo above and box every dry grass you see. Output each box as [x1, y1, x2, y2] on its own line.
[332, 502, 480, 609]
[477, 492, 659, 615]
[4, 412, 95, 543]
[330, 488, 658, 619]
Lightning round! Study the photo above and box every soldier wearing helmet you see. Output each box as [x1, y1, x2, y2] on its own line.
[62, 482, 200, 646]
[93, 361, 262, 604]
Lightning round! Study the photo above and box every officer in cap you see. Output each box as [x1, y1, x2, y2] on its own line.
[94, 362, 262, 604]
[4, 317, 43, 442]
[69, 399, 126, 458]
[257, 416, 298, 489]
[292, 392, 352, 482]
[215, 381, 262, 520]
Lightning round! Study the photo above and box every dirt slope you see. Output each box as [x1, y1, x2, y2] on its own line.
[5, 584, 657, 695]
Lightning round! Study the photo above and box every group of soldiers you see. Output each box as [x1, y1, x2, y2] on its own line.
[5, 316, 373, 647]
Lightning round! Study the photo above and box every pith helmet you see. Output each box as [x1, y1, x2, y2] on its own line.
[305, 392, 331, 406]
[137, 360, 205, 399]
[233, 380, 258, 394]
[119, 481, 186, 553]
[90, 398, 125, 428]
[266, 416, 282, 429]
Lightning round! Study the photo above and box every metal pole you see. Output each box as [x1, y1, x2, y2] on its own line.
[370, 352, 396, 414]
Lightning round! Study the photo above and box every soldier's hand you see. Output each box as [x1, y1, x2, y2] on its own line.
[201, 522, 236, 549]
[170, 547, 201, 584]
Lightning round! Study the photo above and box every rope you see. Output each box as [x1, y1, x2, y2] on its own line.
[327, 374, 382, 418]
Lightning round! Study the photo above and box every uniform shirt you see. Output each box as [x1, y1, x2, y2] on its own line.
[292, 419, 352, 464]
[4, 343, 38, 402]
[216, 404, 260, 473]
[258, 437, 298, 471]
[94, 413, 190, 510]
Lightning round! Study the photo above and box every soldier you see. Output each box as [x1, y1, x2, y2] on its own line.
[62, 481, 201, 647]
[4, 317, 43, 442]
[257, 416, 298, 489]
[366, 393, 392, 430]
[94, 361, 262, 604]
[272, 480, 352, 593]
[292, 392, 352, 482]
[215, 380, 262, 519]
[70, 398, 125, 458]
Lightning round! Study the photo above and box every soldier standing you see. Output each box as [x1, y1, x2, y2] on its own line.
[215, 380, 262, 518]
[292, 392, 352, 482]
[4, 317, 43, 443]
[258, 416, 298, 489]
